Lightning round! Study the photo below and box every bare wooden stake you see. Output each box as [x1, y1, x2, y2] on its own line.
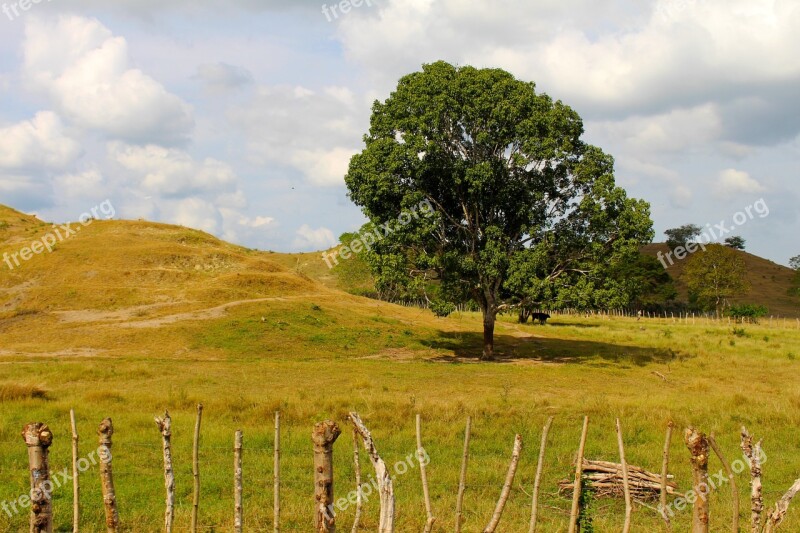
[483, 434, 523, 533]
[568, 416, 590, 533]
[348, 412, 394, 533]
[155, 411, 175, 533]
[616, 419, 632, 533]
[660, 422, 674, 532]
[416, 414, 435, 533]
[351, 428, 363, 533]
[70, 410, 80, 533]
[23, 422, 53, 533]
[313, 420, 341, 532]
[98, 418, 118, 533]
[685, 427, 710, 533]
[708, 433, 738, 533]
[234, 430, 243, 533]
[454, 416, 472, 533]
[763, 477, 800, 532]
[528, 416, 553, 533]
[274, 411, 281, 533]
[741, 427, 763, 533]
[191, 404, 203, 533]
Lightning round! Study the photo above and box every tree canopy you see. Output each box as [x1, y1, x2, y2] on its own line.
[345, 61, 653, 359]
[724, 236, 746, 250]
[664, 224, 701, 250]
[683, 244, 749, 316]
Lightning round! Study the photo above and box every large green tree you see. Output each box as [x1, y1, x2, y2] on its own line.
[684, 244, 749, 316]
[345, 61, 653, 359]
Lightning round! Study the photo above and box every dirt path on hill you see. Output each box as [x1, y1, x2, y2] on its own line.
[53, 294, 326, 328]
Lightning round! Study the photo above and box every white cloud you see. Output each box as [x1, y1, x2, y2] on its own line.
[23, 15, 194, 145]
[239, 215, 275, 228]
[108, 142, 237, 197]
[716, 168, 765, 196]
[229, 84, 365, 186]
[169, 197, 222, 234]
[292, 224, 336, 251]
[0, 111, 81, 169]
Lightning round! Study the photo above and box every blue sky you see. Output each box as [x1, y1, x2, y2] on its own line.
[0, 0, 797, 264]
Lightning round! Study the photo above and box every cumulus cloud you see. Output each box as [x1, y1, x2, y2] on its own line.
[716, 168, 765, 196]
[229, 84, 366, 186]
[0, 111, 81, 169]
[108, 142, 237, 197]
[23, 15, 194, 145]
[292, 224, 336, 251]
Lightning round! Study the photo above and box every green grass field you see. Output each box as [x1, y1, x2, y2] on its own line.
[1, 206, 800, 532]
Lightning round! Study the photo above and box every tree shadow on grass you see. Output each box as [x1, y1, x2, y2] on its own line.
[422, 331, 679, 367]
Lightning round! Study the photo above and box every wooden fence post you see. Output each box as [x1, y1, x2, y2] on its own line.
[313, 420, 341, 533]
[741, 427, 763, 532]
[528, 416, 553, 533]
[349, 412, 394, 533]
[22, 422, 53, 533]
[660, 422, 674, 531]
[685, 427, 710, 533]
[616, 419, 632, 533]
[274, 411, 281, 533]
[192, 404, 203, 533]
[416, 414, 435, 533]
[70, 410, 80, 533]
[568, 416, 590, 533]
[454, 416, 472, 533]
[98, 418, 118, 533]
[155, 411, 174, 533]
[483, 434, 522, 533]
[234, 430, 243, 533]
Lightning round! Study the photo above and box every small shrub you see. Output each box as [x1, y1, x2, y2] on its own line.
[429, 299, 456, 318]
[728, 304, 768, 323]
[789, 352, 796, 361]
[731, 327, 748, 338]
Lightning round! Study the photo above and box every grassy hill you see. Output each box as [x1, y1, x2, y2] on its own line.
[642, 243, 800, 317]
[1, 205, 800, 532]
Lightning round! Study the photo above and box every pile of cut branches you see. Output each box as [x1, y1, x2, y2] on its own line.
[558, 459, 680, 501]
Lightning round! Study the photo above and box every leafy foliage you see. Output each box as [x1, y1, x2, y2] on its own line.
[727, 303, 768, 323]
[664, 224, 701, 250]
[429, 299, 456, 318]
[724, 236, 746, 250]
[345, 61, 653, 357]
[683, 244, 749, 315]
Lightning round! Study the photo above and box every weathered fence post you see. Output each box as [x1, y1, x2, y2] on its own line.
[192, 404, 203, 533]
[528, 416, 553, 533]
[660, 422, 674, 531]
[234, 430, 243, 533]
[274, 411, 281, 533]
[98, 418, 118, 533]
[741, 427, 763, 532]
[70, 410, 80, 533]
[454, 416, 472, 533]
[416, 414, 435, 533]
[483, 434, 522, 533]
[349, 412, 394, 533]
[616, 419, 632, 533]
[568, 416, 590, 533]
[155, 411, 174, 533]
[313, 420, 341, 532]
[23, 422, 53, 533]
[685, 427, 710, 533]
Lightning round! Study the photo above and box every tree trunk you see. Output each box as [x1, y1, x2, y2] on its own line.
[155, 411, 174, 533]
[482, 311, 496, 360]
[22, 423, 53, 533]
[313, 420, 341, 533]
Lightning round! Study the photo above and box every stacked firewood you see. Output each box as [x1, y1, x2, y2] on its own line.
[558, 459, 680, 501]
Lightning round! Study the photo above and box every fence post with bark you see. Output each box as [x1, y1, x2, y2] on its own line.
[22, 422, 53, 533]
[98, 418, 118, 533]
[312, 420, 341, 533]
